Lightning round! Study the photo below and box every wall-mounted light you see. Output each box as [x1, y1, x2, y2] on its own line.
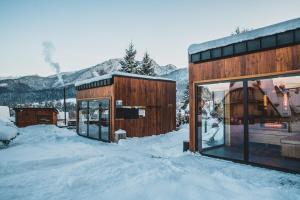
[263, 95, 268, 110]
[116, 100, 123, 108]
[283, 92, 288, 111]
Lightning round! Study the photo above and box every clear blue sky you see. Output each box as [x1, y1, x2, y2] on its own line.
[1, 0, 300, 77]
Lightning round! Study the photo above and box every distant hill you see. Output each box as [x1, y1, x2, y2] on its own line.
[0, 58, 187, 106]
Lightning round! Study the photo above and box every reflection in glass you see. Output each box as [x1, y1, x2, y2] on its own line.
[197, 82, 244, 160]
[248, 76, 300, 172]
[78, 101, 88, 136]
[89, 100, 100, 139]
[78, 99, 110, 142]
[100, 99, 110, 141]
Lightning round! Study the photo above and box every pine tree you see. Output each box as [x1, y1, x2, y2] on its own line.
[181, 84, 189, 110]
[231, 26, 252, 35]
[120, 42, 139, 73]
[138, 52, 156, 76]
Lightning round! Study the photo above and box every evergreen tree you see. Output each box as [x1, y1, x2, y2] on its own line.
[231, 26, 252, 35]
[181, 84, 189, 110]
[120, 42, 139, 73]
[138, 52, 156, 76]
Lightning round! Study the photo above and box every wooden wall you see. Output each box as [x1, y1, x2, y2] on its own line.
[114, 76, 176, 138]
[189, 44, 300, 152]
[76, 78, 176, 141]
[15, 109, 58, 127]
[76, 85, 114, 141]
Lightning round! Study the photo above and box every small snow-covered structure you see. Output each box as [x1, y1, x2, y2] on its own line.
[14, 108, 58, 127]
[75, 72, 176, 142]
[188, 18, 300, 173]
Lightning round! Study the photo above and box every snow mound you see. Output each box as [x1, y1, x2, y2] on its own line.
[0, 124, 299, 200]
[0, 106, 10, 123]
[0, 121, 17, 141]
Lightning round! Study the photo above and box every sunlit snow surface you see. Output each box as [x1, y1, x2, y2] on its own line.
[0, 125, 299, 200]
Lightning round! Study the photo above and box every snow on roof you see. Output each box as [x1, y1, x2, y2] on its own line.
[188, 17, 300, 55]
[75, 71, 175, 87]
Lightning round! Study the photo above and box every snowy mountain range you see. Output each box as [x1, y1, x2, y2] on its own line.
[0, 58, 187, 106]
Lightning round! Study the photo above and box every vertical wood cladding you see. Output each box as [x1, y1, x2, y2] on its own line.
[76, 76, 176, 141]
[189, 44, 300, 152]
[113, 76, 176, 138]
[15, 108, 58, 127]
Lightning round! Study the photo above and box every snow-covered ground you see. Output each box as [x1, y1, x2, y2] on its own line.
[0, 125, 299, 200]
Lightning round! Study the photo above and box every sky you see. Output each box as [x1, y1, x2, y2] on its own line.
[1, 0, 300, 77]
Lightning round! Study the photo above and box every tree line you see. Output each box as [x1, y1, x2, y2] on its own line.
[120, 42, 156, 76]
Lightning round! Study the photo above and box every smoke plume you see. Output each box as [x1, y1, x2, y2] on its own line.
[42, 41, 64, 86]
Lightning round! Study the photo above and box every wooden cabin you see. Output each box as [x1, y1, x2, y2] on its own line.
[188, 18, 300, 173]
[75, 72, 176, 142]
[14, 108, 58, 127]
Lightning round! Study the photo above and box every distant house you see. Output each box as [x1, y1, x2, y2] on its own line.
[188, 18, 300, 173]
[75, 72, 176, 142]
[14, 108, 58, 127]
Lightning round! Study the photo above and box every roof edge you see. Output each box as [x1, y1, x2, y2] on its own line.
[188, 17, 300, 55]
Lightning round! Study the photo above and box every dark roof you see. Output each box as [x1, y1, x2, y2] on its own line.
[188, 17, 300, 54]
[14, 107, 59, 113]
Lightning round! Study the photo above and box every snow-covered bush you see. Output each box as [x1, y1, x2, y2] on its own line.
[0, 121, 18, 145]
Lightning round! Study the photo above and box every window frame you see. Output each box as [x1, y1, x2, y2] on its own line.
[77, 98, 111, 142]
[194, 72, 300, 173]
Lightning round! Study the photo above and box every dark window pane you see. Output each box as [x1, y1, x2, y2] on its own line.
[223, 45, 234, 56]
[201, 50, 211, 60]
[116, 108, 139, 119]
[234, 42, 247, 54]
[261, 35, 276, 49]
[277, 31, 294, 45]
[295, 29, 300, 42]
[191, 53, 201, 63]
[196, 81, 244, 161]
[248, 76, 300, 172]
[211, 48, 222, 58]
[247, 39, 260, 51]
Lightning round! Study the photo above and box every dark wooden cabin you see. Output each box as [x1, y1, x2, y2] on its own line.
[188, 18, 300, 173]
[14, 108, 58, 127]
[75, 72, 176, 142]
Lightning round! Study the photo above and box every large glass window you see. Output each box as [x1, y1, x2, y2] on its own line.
[248, 76, 300, 172]
[78, 99, 110, 142]
[196, 81, 244, 160]
[196, 75, 300, 172]
[78, 101, 88, 136]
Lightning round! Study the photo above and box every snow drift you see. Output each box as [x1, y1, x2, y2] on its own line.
[0, 124, 299, 200]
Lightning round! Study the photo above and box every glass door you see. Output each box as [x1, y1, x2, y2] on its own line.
[99, 99, 110, 142]
[196, 81, 245, 161]
[247, 76, 300, 172]
[88, 100, 101, 139]
[78, 99, 110, 142]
